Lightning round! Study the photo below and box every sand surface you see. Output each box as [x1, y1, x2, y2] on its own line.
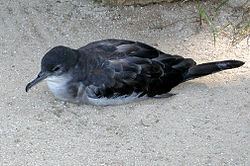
[0, 0, 249, 165]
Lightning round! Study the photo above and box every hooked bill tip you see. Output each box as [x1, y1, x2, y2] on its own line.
[25, 83, 31, 92]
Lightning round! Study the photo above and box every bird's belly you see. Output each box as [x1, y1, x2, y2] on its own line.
[46, 75, 71, 101]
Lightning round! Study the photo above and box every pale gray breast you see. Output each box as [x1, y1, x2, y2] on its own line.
[46, 74, 72, 101]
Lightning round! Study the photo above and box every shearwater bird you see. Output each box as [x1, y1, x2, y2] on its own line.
[26, 39, 244, 105]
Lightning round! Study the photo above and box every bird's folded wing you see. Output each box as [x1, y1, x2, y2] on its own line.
[82, 39, 196, 97]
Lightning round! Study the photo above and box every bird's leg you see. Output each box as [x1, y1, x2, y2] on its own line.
[85, 85, 101, 99]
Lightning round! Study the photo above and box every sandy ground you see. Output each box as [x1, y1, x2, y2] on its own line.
[0, 0, 249, 165]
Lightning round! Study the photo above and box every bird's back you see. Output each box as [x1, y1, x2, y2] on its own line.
[76, 39, 195, 98]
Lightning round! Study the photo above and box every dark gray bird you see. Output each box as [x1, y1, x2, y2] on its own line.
[26, 39, 244, 105]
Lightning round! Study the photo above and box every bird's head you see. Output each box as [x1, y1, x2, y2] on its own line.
[25, 46, 79, 92]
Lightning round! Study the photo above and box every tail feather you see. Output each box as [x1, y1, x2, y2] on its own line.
[184, 60, 244, 80]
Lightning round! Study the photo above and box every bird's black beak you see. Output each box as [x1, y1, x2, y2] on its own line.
[25, 71, 50, 92]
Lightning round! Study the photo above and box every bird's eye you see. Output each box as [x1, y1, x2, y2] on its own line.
[52, 66, 60, 72]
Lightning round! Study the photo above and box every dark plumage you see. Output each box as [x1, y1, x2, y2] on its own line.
[26, 39, 244, 105]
